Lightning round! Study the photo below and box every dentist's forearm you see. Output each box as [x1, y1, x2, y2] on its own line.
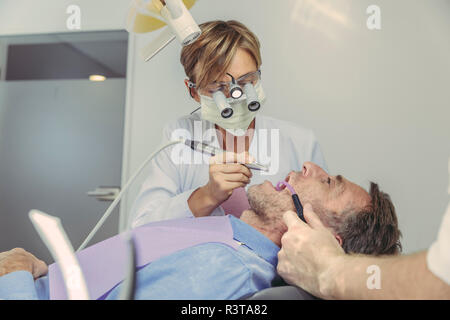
[327, 251, 450, 300]
[187, 186, 220, 217]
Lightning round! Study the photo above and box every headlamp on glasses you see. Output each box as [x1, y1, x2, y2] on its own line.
[188, 70, 262, 118]
[227, 73, 244, 99]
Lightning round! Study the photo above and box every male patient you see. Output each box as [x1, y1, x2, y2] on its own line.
[0, 162, 401, 300]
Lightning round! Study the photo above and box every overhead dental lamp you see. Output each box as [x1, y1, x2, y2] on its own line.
[126, 0, 201, 61]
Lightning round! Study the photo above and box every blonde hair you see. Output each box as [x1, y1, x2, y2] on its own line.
[180, 20, 262, 89]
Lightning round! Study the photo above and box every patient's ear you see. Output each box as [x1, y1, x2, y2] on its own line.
[335, 234, 343, 246]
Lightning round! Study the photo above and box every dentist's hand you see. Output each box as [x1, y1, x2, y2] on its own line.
[188, 151, 254, 217]
[206, 151, 254, 202]
[277, 204, 346, 299]
[0, 248, 48, 279]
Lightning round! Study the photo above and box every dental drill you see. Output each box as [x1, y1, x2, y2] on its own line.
[184, 139, 269, 171]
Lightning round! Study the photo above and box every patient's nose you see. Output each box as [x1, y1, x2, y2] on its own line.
[303, 162, 327, 178]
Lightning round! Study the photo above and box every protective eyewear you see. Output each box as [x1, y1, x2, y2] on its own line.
[188, 70, 261, 99]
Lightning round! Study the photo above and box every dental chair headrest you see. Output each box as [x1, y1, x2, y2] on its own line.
[243, 286, 318, 300]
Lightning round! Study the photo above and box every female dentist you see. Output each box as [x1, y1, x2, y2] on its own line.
[130, 20, 327, 227]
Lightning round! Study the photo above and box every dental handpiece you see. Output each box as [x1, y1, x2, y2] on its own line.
[184, 139, 269, 171]
[276, 181, 305, 222]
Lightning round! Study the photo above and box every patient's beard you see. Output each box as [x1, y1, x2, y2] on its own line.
[246, 187, 291, 221]
[243, 187, 293, 245]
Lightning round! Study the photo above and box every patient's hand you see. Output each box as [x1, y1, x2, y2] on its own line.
[0, 248, 48, 279]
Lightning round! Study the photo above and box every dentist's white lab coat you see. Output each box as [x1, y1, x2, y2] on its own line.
[130, 112, 327, 227]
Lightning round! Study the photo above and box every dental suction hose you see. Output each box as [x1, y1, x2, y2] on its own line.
[118, 231, 137, 300]
[276, 181, 305, 222]
[77, 139, 183, 252]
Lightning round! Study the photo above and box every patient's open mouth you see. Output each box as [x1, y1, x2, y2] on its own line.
[276, 180, 296, 195]
[277, 174, 290, 190]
